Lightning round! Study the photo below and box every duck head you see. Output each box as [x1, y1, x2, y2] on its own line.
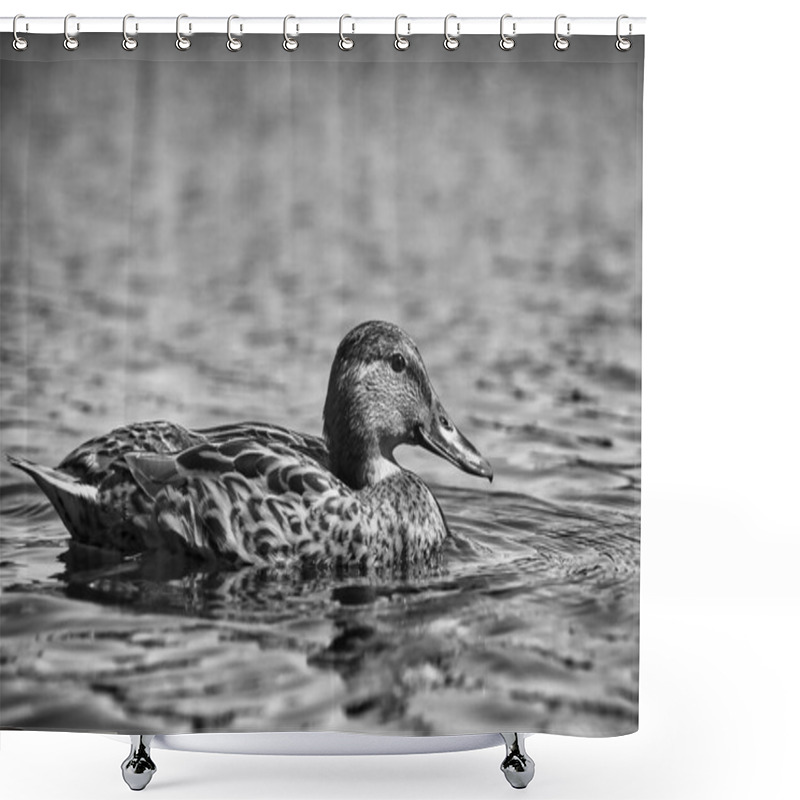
[323, 321, 493, 490]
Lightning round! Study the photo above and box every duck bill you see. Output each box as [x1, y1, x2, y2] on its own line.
[417, 402, 493, 482]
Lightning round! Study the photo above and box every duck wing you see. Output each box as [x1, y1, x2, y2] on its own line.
[12, 420, 351, 564]
[197, 421, 330, 469]
[56, 420, 329, 483]
[122, 438, 368, 566]
[58, 420, 204, 483]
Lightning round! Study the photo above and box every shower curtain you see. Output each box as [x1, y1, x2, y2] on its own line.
[0, 30, 643, 738]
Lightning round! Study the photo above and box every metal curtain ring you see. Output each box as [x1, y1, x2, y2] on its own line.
[12, 14, 28, 51]
[443, 14, 460, 51]
[283, 15, 299, 51]
[339, 14, 354, 51]
[63, 13, 79, 51]
[176, 13, 191, 51]
[499, 14, 515, 50]
[616, 15, 632, 51]
[227, 15, 242, 51]
[553, 14, 570, 51]
[122, 15, 138, 51]
[394, 15, 410, 50]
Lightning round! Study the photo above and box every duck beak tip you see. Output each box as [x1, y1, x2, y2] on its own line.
[417, 411, 493, 484]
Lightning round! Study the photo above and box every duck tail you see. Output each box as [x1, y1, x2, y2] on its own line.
[6, 454, 100, 540]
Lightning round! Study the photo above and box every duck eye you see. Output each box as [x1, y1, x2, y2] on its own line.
[390, 353, 406, 373]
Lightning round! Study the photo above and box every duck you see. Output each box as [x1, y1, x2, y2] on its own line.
[7, 321, 492, 570]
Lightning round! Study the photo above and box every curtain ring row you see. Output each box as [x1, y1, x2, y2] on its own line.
[8, 14, 635, 54]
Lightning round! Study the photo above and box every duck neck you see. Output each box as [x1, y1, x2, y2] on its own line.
[325, 428, 400, 490]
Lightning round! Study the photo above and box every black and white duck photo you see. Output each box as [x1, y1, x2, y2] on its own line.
[8, 320, 493, 571]
[0, 35, 641, 736]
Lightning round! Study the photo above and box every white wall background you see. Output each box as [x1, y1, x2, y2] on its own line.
[1, 1, 798, 799]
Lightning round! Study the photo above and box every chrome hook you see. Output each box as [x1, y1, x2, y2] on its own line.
[176, 13, 191, 51]
[227, 15, 242, 52]
[338, 14, 355, 51]
[122, 15, 138, 51]
[499, 14, 516, 51]
[283, 15, 299, 51]
[616, 15, 632, 51]
[443, 14, 460, 51]
[554, 14, 570, 51]
[12, 14, 28, 51]
[63, 13, 79, 51]
[394, 14, 410, 51]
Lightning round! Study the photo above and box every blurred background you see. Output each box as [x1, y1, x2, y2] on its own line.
[0, 35, 640, 491]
